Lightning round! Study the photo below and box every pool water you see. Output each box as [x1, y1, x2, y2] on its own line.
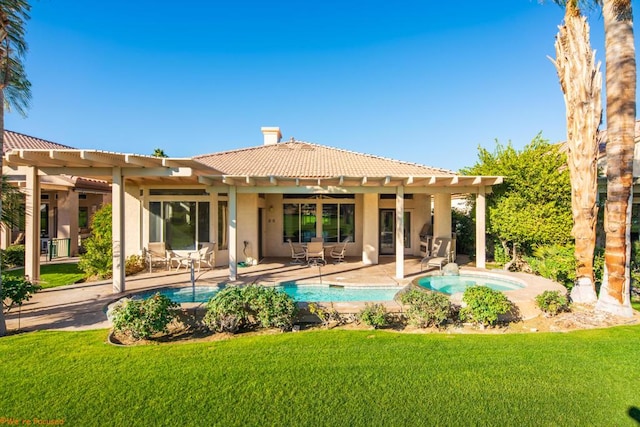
[132, 286, 222, 303]
[417, 274, 524, 295]
[276, 284, 400, 302]
[131, 284, 400, 303]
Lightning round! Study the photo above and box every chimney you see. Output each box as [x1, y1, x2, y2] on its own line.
[261, 127, 282, 145]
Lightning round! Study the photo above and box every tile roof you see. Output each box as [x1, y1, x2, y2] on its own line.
[194, 139, 456, 178]
[3, 130, 75, 152]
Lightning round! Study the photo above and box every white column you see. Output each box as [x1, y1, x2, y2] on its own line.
[395, 186, 404, 280]
[433, 193, 452, 238]
[112, 168, 125, 293]
[141, 187, 149, 250]
[228, 186, 237, 281]
[475, 187, 486, 269]
[211, 191, 219, 266]
[24, 167, 40, 282]
[362, 193, 378, 264]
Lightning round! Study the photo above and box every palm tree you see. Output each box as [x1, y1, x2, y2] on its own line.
[596, 0, 635, 316]
[0, 0, 31, 336]
[550, 0, 601, 303]
[152, 148, 168, 158]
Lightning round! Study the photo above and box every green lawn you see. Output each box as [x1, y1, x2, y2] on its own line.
[4, 263, 84, 289]
[1, 326, 639, 426]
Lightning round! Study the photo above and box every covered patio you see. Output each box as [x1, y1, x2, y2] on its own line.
[3, 126, 503, 294]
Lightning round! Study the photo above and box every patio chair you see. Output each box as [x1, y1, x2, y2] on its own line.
[12, 232, 25, 245]
[306, 241, 326, 266]
[311, 237, 324, 242]
[329, 236, 351, 264]
[146, 242, 170, 273]
[177, 242, 216, 272]
[420, 237, 452, 272]
[288, 239, 306, 265]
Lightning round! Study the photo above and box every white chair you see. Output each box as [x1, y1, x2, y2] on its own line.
[287, 239, 306, 265]
[420, 238, 452, 272]
[306, 241, 325, 266]
[329, 236, 351, 264]
[146, 242, 170, 273]
[177, 242, 215, 272]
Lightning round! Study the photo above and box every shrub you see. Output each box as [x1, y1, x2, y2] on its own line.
[400, 289, 452, 328]
[125, 255, 146, 276]
[203, 285, 297, 333]
[525, 244, 576, 289]
[308, 302, 342, 328]
[535, 290, 569, 316]
[78, 204, 113, 279]
[357, 303, 388, 329]
[110, 293, 180, 340]
[1, 275, 41, 312]
[459, 286, 512, 327]
[492, 242, 509, 265]
[2, 244, 25, 269]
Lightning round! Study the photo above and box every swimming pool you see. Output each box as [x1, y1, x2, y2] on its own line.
[131, 283, 400, 303]
[276, 283, 400, 302]
[132, 286, 222, 303]
[417, 274, 525, 295]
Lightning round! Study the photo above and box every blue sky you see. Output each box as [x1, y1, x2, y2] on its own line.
[5, 0, 637, 172]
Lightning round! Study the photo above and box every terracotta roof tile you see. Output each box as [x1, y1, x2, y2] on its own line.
[194, 140, 455, 178]
[3, 130, 75, 152]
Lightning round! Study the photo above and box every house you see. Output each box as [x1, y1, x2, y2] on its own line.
[3, 127, 502, 292]
[2, 130, 111, 256]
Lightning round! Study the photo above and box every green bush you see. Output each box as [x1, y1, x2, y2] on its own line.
[203, 285, 297, 333]
[110, 293, 179, 340]
[525, 244, 576, 289]
[459, 286, 512, 327]
[492, 242, 509, 265]
[400, 289, 452, 328]
[357, 303, 388, 329]
[535, 290, 569, 316]
[125, 255, 146, 276]
[2, 245, 25, 269]
[308, 302, 343, 327]
[1, 275, 41, 312]
[78, 204, 113, 279]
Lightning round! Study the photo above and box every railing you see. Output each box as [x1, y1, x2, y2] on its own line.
[47, 238, 71, 261]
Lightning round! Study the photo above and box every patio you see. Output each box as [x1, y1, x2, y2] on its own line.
[4, 255, 564, 333]
[3, 257, 425, 332]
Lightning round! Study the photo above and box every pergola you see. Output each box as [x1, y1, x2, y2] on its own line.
[4, 147, 502, 293]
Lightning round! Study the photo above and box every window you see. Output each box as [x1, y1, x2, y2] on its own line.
[283, 203, 317, 243]
[149, 201, 210, 250]
[218, 201, 228, 250]
[40, 203, 48, 237]
[79, 207, 89, 229]
[322, 204, 355, 243]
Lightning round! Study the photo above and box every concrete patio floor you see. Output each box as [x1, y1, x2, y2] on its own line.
[4, 255, 562, 333]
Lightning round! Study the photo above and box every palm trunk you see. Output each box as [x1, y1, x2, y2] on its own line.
[597, 0, 635, 317]
[0, 88, 6, 336]
[551, 3, 601, 303]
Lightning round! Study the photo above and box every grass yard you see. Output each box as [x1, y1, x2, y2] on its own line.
[1, 326, 639, 426]
[4, 263, 84, 289]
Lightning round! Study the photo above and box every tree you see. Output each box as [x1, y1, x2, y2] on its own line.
[78, 204, 113, 279]
[462, 136, 573, 269]
[597, 0, 635, 317]
[550, 0, 602, 303]
[152, 148, 168, 158]
[0, 0, 31, 336]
